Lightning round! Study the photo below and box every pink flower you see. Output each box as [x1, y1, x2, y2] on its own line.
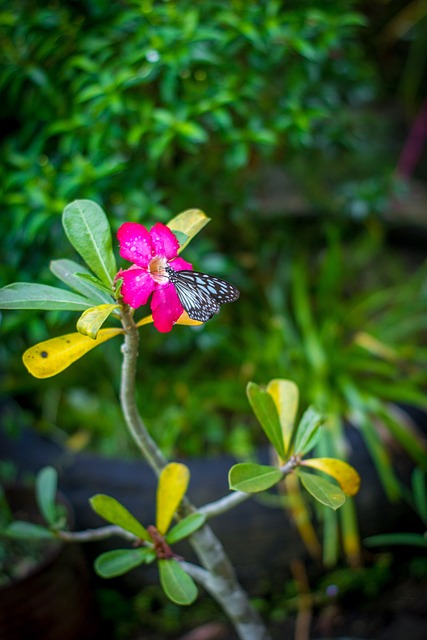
[116, 222, 192, 333]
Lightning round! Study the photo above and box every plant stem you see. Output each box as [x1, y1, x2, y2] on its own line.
[58, 525, 135, 543]
[200, 459, 299, 519]
[119, 307, 168, 473]
[200, 490, 251, 518]
[119, 307, 272, 640]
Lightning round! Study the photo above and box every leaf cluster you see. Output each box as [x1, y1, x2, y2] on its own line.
[229, 380, 360, 511]
[1, 466, 68, 543]
[247, 230, 427, 564]
[267, 235, 427, 490]
[91, 463, 205, 606]
[0, 462, 205, 605]
[0, 473, 61, 586]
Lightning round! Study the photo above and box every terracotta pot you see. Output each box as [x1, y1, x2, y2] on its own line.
[0, 486, 100, 640]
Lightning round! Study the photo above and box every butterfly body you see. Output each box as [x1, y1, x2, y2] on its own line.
[165, 266, 240, 322]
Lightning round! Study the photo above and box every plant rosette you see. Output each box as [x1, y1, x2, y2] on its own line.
[90, 462, 205, 605]
[229, 381, 361, 511]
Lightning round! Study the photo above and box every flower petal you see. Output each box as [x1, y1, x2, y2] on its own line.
[169, 256, 193, 272]
[149, 223, 180, 261]
[151, 284, 184, 332]
[120, 266, 154, 309]
[118, 223, 152, 266]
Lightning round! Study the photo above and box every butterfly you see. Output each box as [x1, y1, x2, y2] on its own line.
[165, 266, 240, 322]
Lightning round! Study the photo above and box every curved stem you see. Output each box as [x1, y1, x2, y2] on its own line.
[200, 490, 251, 518]
[200, 458, 299, 518]
[119, 306, 167, 473]
[58, 525, 136, 543]
[118, 307, 272, 640]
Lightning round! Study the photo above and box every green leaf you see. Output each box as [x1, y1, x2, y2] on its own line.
[36, 466, 58, 526]
[366, 381, 427, 412]
[76, 304, 120, 339]
[167, 209, 210, 253]
[90, 494, 150, 541]
[291, 262, 326, 372]
[293, 406, 324, 455]
[75, 273, 116, 297]
[412, 468, 427, 523]
[50, 259, 113, 304]
[94, 548, 155, 578]
[4, 521, 56, 540]
[158, 558, 198, 605]
[298, 470, 346, 510]
[292, 38, 318, 61]
[228, 462, 283, 493]
[62, 200, 117, 286]
[175, 120, 208, 143]
[376, 406, 427, 470]
[364, 533, 427, 548]
[166, 512, 206, 545]
[348, 400, 400, 501]
[0, 486, 13, 525]
[153, 108, 177, 126]
[246, 382, 286, 459]
[171, 230, 189, 248]
[0, 283, 92, 310]
[156, 463, 190, 535]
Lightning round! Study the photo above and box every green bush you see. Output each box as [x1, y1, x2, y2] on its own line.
[247, 226, 427, 564]
[0, 0, 374, 286]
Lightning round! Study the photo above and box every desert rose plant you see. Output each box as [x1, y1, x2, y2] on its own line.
[0, 201, 360, 639]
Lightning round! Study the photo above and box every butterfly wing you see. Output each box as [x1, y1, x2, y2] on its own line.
[174, 282, 220, 321]
[166, 269, 239, 322]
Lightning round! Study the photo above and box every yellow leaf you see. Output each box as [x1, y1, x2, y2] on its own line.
[167, 209, 210, 252]
[77, 303, 120, 339]
[156, 463, 190, 535]
[353, 331, 398, 361]
[22, 328, 123, 378]
[66, 430, 91, 452]
[136, 315, 153, 327]
[267, 379, 299, 455]
[301, 458, 361, 497]
[340, 500, 361, 567]
[284, 474, 321, 560]
[136, 311, 203, 328]
[175, 311, 203, 326]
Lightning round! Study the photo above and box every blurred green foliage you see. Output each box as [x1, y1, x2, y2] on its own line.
[0, 0, 381, 455]
[365, 0, 427, 115]
[257, 553, 393, 625]
[247, 216, 427, 554]
[255, 226, 427, 516]
[0, 0, 374, 286]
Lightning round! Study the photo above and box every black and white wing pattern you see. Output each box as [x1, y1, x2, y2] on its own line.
[165, 267, 240, 322]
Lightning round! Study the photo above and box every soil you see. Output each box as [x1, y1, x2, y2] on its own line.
[170, 570, 427, 640]
[95, 552, 427, 640]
